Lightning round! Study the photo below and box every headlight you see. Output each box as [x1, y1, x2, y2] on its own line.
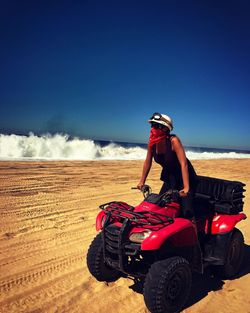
[129, 230, 151, 243]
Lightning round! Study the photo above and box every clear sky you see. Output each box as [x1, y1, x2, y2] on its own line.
[1, 0, 250, 149]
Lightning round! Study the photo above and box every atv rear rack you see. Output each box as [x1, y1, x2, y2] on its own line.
[99, 201, 174, 227]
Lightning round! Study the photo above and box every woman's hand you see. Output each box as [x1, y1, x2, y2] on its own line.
[179, 188, 189, 197]
[137, 182, 145, 190]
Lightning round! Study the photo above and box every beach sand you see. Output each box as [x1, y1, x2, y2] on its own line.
[0, 159, 249, 313]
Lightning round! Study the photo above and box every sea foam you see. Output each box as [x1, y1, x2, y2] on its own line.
[0, 133, 146, 160]
[0, 133, 249, 160]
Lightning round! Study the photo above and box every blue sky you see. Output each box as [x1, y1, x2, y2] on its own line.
[1, 0, 250, 149]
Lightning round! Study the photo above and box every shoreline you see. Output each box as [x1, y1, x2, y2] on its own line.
[0, 156, 250, 161]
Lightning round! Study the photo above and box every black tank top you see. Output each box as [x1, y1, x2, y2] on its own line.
[152, 135, 197, 189]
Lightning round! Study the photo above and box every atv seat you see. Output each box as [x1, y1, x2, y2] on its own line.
[194, 176, 246, 215]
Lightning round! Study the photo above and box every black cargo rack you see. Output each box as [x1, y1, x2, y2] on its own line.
[195, 176, 246, 214]
[99, 201, 173, 226]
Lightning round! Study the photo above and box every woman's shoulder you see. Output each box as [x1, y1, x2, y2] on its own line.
[169, 134, 179, 141]
[170, 134, 183, 146]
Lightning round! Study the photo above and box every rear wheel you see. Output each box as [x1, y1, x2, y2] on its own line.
[143, 256, 192, 313]
[87, 232, 121, 282]
[217, 228, 244, 279]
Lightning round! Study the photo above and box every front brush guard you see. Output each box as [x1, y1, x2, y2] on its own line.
[100, 203, 173, 276]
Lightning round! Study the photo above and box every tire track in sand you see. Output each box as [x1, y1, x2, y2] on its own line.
[0, 267, 85, 313]
[0, 251, 85, 300]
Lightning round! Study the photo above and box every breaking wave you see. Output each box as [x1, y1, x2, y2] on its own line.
[0, 133, 146, 160]
[0, 133, 249, 160]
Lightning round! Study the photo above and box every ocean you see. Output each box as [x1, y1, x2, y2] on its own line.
[0, 133, 250, 160]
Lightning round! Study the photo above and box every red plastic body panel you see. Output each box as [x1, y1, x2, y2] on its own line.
[134, 200, 181, 218]
[96, 199, 247, 250]
[210, 213, 247, 234]
[96, 211, 106, 231]
[141, 218, 197, 250]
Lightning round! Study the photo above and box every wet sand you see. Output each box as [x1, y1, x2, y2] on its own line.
[0, 159, 249, 313]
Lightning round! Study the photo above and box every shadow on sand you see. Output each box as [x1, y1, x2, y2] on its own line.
[129, 244, 250, 309]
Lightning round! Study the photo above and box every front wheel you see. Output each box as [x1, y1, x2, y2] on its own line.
[143, 256, 192, 313]
[87, 232, 121, 282]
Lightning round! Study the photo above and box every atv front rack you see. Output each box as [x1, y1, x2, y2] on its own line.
[100, 201, 174, 275]
[99, 201, 174, 227]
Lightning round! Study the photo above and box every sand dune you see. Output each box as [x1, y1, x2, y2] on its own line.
[0, 159, 249, 313]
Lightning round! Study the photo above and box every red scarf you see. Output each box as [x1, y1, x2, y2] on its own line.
[148, 128, 169, 148]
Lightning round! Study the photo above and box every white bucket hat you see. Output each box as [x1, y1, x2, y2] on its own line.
[148, 112, 173, 131]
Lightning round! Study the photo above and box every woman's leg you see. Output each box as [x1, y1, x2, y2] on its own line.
[159, 176, 195, 219]
[181, 190, 195, 219]
[159, 181, 170, 195]
[159, 175, 176, 195]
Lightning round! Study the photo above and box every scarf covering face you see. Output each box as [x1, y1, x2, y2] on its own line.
[148, 128, 169, 148]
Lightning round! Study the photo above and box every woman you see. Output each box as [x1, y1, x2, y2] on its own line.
[137, 112, 197, 219]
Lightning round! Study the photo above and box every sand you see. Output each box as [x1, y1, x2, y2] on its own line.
[0, 159, 249, 313]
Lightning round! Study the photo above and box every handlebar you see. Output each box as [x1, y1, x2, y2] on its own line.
[131, 185, 180, 202]
[161, 189, 180, 202]
[131, 185, 152, 198]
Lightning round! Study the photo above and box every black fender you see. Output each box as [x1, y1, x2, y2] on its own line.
[203, 231, 234, 265]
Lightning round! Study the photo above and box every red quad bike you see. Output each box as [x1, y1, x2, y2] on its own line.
[87, 176, 247, 313]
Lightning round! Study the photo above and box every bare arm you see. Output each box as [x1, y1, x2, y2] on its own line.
[171, 136, 190, 195]
[137, 145, 153, 189]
